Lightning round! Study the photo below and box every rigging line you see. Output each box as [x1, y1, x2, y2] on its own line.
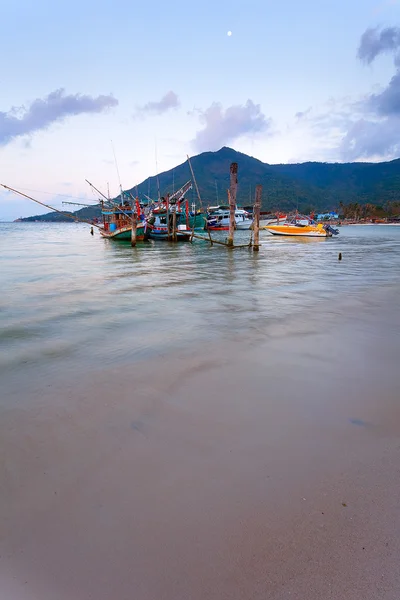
[111, 139, 123, 198]
[0, 184, 102, 228]
[8, 187, 97, 202]
[155, 139, 161, 201]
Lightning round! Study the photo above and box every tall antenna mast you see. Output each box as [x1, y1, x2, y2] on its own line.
[155, 140, 161, 201]
[111, 140, 123, 201]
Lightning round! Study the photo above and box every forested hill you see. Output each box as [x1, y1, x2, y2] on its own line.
[127, 147, 400, 211]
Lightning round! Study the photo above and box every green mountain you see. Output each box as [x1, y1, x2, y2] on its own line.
[127, 147, 321, 213]
[19, 205, 102, 222]
[18, 147, 400, 222]
[272, 159, 400, 206]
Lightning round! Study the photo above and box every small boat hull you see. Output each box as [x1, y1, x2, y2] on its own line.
[100, 225, 146, 241]
[207, 225, 229, 231]
[145, 223, 192, 241]
[265, 224, 330, 237]
[148, 231, 191, 241]
[235, 220, 253, 230]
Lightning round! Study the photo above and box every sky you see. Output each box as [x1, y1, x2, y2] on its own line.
[1, 0, 400, 220]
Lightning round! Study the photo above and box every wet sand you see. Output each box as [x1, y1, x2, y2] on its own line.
[1, 286, 400, 599]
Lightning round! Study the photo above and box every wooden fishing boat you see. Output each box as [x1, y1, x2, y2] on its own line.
[145, 211, 192, 241]
[100, 199, 146, 241]
[144, 181, 200, 241]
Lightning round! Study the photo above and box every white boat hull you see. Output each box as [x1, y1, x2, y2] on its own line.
[235, 220, 253, 230]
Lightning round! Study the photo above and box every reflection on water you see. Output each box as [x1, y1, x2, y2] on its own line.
[1, 222, 400, 385]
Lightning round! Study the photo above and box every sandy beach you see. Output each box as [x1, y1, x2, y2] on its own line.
[1, 283, 400, 600]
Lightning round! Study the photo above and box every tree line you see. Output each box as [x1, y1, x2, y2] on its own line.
[338, 201, 400, 220]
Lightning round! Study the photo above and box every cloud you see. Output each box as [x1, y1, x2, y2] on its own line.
[368, 70, 400, 116]
[192, 99, 271, 151]
[288, 27, 400, 162]
[340, 117, 400, 160]
[0, 89, 118, 146]
[339, 27, 400, 159]
[358, 26, 400, 64]
[322, 26, 400, 160]
[295, 107, 312, 120]
[136, 91, 180, 116]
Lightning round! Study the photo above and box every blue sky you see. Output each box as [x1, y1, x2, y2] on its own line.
[1, 0, 400, 220]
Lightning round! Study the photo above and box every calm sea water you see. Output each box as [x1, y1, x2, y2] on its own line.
[1, 222, 400, 394]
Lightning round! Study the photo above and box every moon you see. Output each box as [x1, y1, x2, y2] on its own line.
[227, 31, 232, 36]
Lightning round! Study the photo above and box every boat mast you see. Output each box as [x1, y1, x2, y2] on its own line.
[155, 140, 161, 202]
[111, 140, 124, 202]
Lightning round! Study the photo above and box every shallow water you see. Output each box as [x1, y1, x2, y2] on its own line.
[1, 222, 400, 393]
[1, 222, 400, 600]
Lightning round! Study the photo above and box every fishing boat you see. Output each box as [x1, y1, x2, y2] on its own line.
[205, 206, 253, 230]
[144, 182, 194, 241]
[145, 207, 192, 241]
[264, 214, 339, 237]
[100, 198, 146, 241]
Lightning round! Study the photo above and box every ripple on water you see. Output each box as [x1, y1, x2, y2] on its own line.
[1, 222, 400, 383]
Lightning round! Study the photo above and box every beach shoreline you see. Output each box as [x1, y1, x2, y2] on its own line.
[1, 283, 400, 599]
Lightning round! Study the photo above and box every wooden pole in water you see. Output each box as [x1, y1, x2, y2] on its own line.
[131, 212, 137, 246]
[131, 197, 138, 247]
[172, 207, 177, 242]
[166, 194, 171, 240]
[227, 162, 238, 247]
[253, 185, 262, 252]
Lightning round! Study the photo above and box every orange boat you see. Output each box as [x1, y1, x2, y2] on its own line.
[265, 215, 339, 237]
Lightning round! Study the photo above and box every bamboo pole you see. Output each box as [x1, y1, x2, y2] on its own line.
[85, 179, 109, 202]
[189, 232, 250, 247]
[131, 212, 137, 246]
[253, 185, 262, 252]
[172, 207, 177, 242]
[1, 184, 102, 228]
[166, 194, 171, 240]
[227, 162, 238, 247]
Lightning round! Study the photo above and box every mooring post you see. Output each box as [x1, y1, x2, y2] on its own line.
[172, 207, 177, 242]
[227, 162, 238, 247]
[166, 194, 171, 240]
[253, 185, 262, 251]
[131, 212, 137, 247]
[185, 198, 190, 230]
